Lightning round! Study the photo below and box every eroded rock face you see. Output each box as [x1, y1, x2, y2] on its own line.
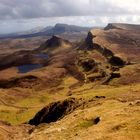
[29, 98, 80, 125]
[108, 56, 125, 66]
[78, 59, 96, 72]
[85, 31, 125, 67]
[28, 95, 106, 126]
[85, 32, 95, 49]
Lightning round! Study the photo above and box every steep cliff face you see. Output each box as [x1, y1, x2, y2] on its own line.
[85, 30, 123, 61]
[82, 25, 140, 84]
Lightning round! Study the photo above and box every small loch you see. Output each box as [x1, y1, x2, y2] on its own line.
[18, 64, 43, 73]
[17, 53, 48, 73]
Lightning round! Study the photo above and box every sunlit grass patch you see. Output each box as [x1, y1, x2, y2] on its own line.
[78, 119, 95, 128]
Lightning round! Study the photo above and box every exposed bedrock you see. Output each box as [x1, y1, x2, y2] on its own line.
[85, 31, 125, 67]
[29, 98, 80, 125]
[28, 96, 106, 126]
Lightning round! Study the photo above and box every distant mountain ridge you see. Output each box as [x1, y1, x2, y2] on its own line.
[104, 23, 140, 31]
[0, 24, 93, 39]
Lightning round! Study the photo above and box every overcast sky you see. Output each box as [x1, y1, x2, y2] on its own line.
[0, 0, 140, 34]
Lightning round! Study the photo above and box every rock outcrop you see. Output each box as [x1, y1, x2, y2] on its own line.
[36, 36, 72, 52]
[29, 98, 80, 125]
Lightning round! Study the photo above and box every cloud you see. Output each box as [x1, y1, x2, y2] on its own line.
[0, 0, 140, 19]
[0, 0, 139, 33]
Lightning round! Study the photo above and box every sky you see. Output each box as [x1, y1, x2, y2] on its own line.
[0, 0, 140, 34]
